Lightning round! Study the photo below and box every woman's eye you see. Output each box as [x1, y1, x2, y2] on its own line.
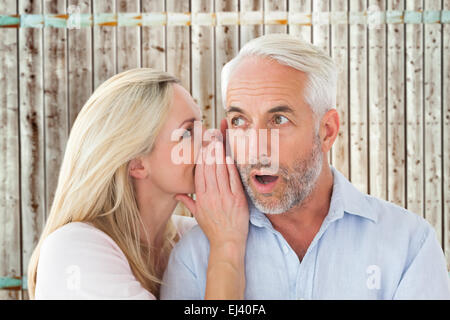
[181, 129, 192, 140]
[231, 116, 245, 127]
[273, 115, 289, 125]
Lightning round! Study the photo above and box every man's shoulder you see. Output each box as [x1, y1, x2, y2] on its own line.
[362, 193, 434, 242]
[172, 224, 210, 256]
[332, 167, 430, 234]
[172, 214, 197, 237]
[365, 194, 425, 223]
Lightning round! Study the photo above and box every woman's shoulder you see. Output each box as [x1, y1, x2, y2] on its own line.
[171, 214, 197, 237]
[36, 222, 155, 300]
[42, 222, 121, 254]
[40, 222, 131, 265]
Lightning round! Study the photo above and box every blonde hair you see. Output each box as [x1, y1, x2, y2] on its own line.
[27, 68, 181, 299]
[221, 33, 337, 117]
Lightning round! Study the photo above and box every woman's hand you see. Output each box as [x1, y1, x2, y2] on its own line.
[174, 126, 249, 299]
[175, 132, 249, 249]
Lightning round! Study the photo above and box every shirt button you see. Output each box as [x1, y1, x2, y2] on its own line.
[282, 244, 289, 254]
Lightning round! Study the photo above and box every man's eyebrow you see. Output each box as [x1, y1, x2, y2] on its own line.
[178, 117, 197, 127]
[225, 106, 247, 116]
[267, 105, 295, 114]
[225, 105, 295, 116]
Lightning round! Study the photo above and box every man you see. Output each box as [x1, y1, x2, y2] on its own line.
[161, 34, 450, 299]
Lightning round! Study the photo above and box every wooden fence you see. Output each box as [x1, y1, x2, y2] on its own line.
[0, 0, 449, 299]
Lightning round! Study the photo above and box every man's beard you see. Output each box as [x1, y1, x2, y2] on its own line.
[237, 135, 323, 214]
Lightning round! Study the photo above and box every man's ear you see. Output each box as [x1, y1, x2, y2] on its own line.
[129, 158, 149, 179]
[319, 109, 340, 153]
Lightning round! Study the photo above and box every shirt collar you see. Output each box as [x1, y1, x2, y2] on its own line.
[247, 166, 377, 228]
[248, 194, 273, 229]
[329, 166, 377, 223]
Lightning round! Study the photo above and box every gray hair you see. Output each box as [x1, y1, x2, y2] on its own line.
[221, 33, 337, 118]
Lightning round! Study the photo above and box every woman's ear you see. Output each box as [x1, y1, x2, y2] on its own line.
[129, 158, 149, 179]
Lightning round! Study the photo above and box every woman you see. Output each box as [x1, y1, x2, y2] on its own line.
[27, 68, 249, 299]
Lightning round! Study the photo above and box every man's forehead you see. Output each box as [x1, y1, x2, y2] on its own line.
[227, 60, 307, 97]
[229, 56, 307, 82]
[226, 76, 307, 108]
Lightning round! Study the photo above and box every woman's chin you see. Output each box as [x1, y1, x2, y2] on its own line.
[180, 183, 196, 195]
[173, 173, 196, 195]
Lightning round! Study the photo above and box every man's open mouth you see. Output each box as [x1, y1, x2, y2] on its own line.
[251, 170, 279, 193]
[254, 175, 278, 185]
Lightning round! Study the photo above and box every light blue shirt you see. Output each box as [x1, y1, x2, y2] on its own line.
[161, 167, 450, 299]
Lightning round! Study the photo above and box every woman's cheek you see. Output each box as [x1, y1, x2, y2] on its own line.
[192, 137, 202, 164]
[169, 164, 192, 194]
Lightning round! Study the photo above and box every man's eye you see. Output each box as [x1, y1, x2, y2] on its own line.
[273, 115, 289, 125]
[231, 116, 245, 127]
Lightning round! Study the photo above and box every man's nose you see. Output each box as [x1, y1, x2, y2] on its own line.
[247, 127, 273, 164]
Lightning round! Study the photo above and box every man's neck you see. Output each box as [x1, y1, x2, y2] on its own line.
[265, 164, 334, 260]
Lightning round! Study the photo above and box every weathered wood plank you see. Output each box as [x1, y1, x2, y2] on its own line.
[312, 0, 331, 165]
[67, 0, 92, 128]
[141, 0, 166, 70]
[264, 0, 287, 35]
[93, 0, 116, 90]
[312, 0, 330, 55]
[288, 0, 311, 42]
[443, 0, 450, 274]
[330, 0, 349, 179]
[191, 0, 215, 129]
[166, 0, 190, 92]
[19, 0, 45, 300]
[368, 0, 387, 200]
[116, 0, 140, 72]
[405, 0, 424, 217]
[386, 0, 405, 206]
[43, 0, 68, 218]
[349, 0, 368, 193]
[240, 0, 263, 48]
[215, 0, 239, 127]
[0, 0, 21, 301]
[423, 0, 442, 244]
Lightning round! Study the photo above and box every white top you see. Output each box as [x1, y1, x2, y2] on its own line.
[35, 215, 197, 300]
